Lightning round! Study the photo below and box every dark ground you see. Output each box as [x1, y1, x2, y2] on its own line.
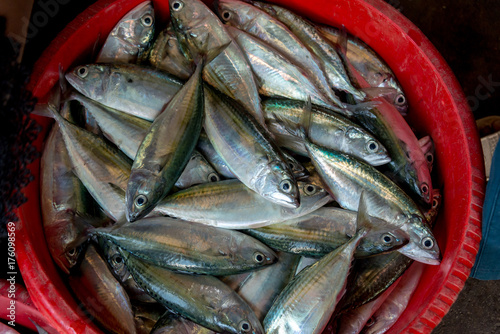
[3, 0, 500, 333]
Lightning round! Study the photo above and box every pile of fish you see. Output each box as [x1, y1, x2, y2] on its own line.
[38, 0, 442, 333]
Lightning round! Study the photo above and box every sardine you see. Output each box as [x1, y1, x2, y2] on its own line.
[68, 244, 136, 334]
[251, 1, 364, 101]
[263, 229, 367, 334]
[315, 24, 408, 115]
[153, 179, 331, 229]
[65, 63, 184, 121]
[263, 98, 390, 166]
[126, 62, 204, 221]
[169, 0, 265, 125]
[118, 247, 265, 333]
[96, 1, 155, 64]
[94, 216, 276, 275]
[215, 0, 343, 108]
[203, 86, 299, 208]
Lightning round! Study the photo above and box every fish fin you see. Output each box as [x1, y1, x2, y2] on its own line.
[91, 32, 102, 60]
[196, 40, 231, 66]
[356, 191, 372, 234]
[337, 25, 349, 58]
[58, 63, 67, 94]
[271, 109, 307, 141]
[345, 100, 381, 116]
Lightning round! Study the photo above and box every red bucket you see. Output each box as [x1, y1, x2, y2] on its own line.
[16, 0, 485, 333]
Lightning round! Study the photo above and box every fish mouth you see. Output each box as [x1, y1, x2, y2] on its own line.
[364, 154, 391, 166]
[397, 244, 442, 266]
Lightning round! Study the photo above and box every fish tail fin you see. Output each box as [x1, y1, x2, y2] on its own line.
[356, 191, 373, 235]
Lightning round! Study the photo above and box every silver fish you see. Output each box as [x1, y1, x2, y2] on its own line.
[263, 229, 367, 334]
[174, 150, 220, 189]
[169, 0, 265, 126]
[151, 311, 217, 334]
[215, 0, 343, 108]
[126, 62, 204, 221]
[96, 1, 155, 64]
[118, 247, 265, 333]
[203, 86, 299, 208]
[65, 63, 183, 121]
[94, 216, 277, 275]
[153, 179, 331, 229]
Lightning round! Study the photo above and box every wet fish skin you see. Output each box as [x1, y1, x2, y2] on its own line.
[151, 311, 217, 334]
[203, 86, 299, 208]
[251, 1, 364, 101]
[264, 229, 366, 334]
[153, 179, 332, 229]
[245, 207, 408, 258]
[118, 247, 265, 333]
[94, 216, 277, 275]
[263, 98, 390, 166]
[65, 63, 184, 121]
[227, 26, 341, 112]
[97, 1, 155, 63]
[174, 150, 220, 189]
[221, 251, 300, 321]
[126, 62, 204, 222]
[49, 104, 131, 222]
[169, 0, 265, 125]
[197, 131, 236, 179]
[215, 0, 344, 109]
[315, 24, 408, 115]
[69, 244, 137, 334]
[149, 22, 195, 79]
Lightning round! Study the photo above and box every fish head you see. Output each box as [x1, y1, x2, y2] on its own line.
[96, 237, 130, 281]
[126, 169, 166, 222]
[343, 127, 391, 166]
[295, 180, 332, 210]
[256, 161, 300, 208]
[215, 0, 255, 29]
[356, 226, 410, 258]
[228, 236, 277, 269]
[283, 153, 309, 180]
[112, 1, 155, 48]
[219, 302, 265, 334]
[424, 189, 442, 227]
[66, 64, 111, 101]
[398, 216, 441, 265]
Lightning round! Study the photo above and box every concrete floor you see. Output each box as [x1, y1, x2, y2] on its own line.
[3, 0, 500, 333]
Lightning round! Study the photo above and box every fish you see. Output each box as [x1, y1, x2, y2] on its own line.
[419, 135, 435, 172]
[227, 26, 345, 112]
[263, 229, 367, 334]
[41, 124, 92, 273]
[169, 0, 265, 125]
[274, 98, 440, 265]
[96, 1, 155, 64]
[68, 244, 136, 334]
[65, 63, 184, 121]
[94, 216, 277, 275]
[251, 1, 365, 101]
[174, 150, 220, 189]
[316, 24, 408, 115]
[203, 86, 299, 208]
[149, 22, 195, 79]
[126, 61, 204, 221]
[117, 247, 265, 333]
[214, 0, 344, 108]
[153, 179, 332, 229]
[263, 98, 390, 166]
[221, 252, 300, 321]
[48, 103, 131, 222]
[245, 206, 409, 258]
[362, 262, 424, 334]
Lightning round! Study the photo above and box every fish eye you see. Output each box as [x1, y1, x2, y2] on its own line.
[426, 153, 434, 163]
[239, 320, 251, 333]
[134, 194, 148, 208]
[304, 184, 317, 195]
[366, 140, 379, 153]
[112, 254, 124, 266]
[77, 66, 88, 78]
[366, 317, 375, 327]
[381, 233, 394, 244]
[421, 237, 434, 249]
[420, 183, 429, 195]
[208, 172, 219, 182]
[222, 10, 232, 21]
[395, 94, 406, 105]
[141, 14, 153, 27]
[288, 161, 296, 170]
[432, 198, 438, 208]
[279, 179, 292, 193]
[253, 252, 265, 264]
[171, 1, 183, 11]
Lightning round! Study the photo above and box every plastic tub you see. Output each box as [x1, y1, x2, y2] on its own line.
[16, 0, 485, 333]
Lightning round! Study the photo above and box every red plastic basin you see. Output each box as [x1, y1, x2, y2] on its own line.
[17, 0, 485, 333]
